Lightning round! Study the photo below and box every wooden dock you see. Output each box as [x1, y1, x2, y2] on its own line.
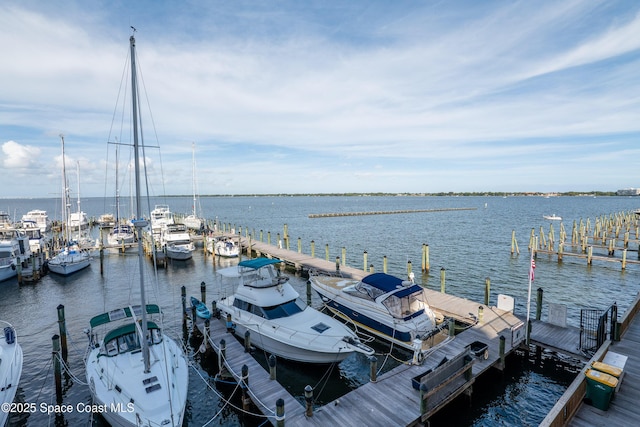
[540, 292, 640, 427]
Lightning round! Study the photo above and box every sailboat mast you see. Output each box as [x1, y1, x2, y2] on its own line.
[191, 142, 196, 217]
[60, 135, 69, 245]
[130, 34, 151, 373]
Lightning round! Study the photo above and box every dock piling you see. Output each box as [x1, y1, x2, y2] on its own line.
[304, 385, 314, 417]
[484, 277, 490, 306]
[52, 334, 62, 404]
[244, 330, 251, 353]
[369, 355, 378, 383]
[56, 304, 68, 365]
[200, 281, 206, 304]
[276, 398, 285, 427]
[269, 354, 277, 380]
[440, 267, 446, 293]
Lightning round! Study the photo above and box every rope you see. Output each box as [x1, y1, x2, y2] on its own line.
[56, 353, 89, 386]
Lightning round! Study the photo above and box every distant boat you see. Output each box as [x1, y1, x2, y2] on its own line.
[182, 142, 204, 231]
[21, 209, 51, 233]
[543, 214, 562, 221]
[207, 236, 240, 258]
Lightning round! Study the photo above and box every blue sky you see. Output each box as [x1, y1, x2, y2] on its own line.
[1, 0, 639, 198]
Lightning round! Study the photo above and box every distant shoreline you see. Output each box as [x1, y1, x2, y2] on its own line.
[0, 191, 627, 200]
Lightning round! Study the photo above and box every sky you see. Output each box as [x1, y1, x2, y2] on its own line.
[1, 0, 639, 198]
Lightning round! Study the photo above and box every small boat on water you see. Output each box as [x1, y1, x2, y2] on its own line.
[0, 321, 23, 427]
[215, 257, 375, 363]
[162, 224, 195, 260]
[190, 296, 211, 319]
[19, 219, 49, 254]
[308, 272, 450, 363]
[543, 214, 562, 221]
[208, 236, 240, 257]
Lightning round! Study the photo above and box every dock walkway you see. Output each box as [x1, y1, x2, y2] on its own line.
[568, 306, 640, 426]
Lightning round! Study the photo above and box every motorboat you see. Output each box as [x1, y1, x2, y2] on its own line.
[191, 296, 211, 319]
[0, 321, 23, 427]
[543, 214, 562, 221]
[48, 135, 91, 276]
[84, 34, 188, 427]
[0, 226, 31, 282]
[162, 224, 195, 260]
[150, 205, 174, 229]
[98, 213, 116, 228]
[308, 272, 450, 363]
[19, 219, 49, 254]
[21, 209, 51, 233]
[215, 258, 374, 363]
[207, 236, 240, 257]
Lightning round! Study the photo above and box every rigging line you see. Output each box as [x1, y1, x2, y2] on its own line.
[34, 357, 53, 404]
[56, 353, 88, 386]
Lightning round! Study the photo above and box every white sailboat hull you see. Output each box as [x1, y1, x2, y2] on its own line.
[85, 335, 188, 427]
[48, 250, 91, 276]
[0, 322, 23, 427]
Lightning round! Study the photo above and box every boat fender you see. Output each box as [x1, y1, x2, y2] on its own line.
[416, 351, 424, 364]
[11, 264, 16, 270]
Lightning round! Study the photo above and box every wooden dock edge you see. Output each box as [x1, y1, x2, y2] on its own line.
[539, 341, 611, 427]
[540, 291, 640, 427]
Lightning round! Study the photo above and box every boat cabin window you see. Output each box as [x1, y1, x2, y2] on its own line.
[262, 298, 305, 320]
[382, 291, 426, 319]
[101, 325, 162, 357]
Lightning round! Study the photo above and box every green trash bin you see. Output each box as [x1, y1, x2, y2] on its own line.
[585, 368, 618, 410]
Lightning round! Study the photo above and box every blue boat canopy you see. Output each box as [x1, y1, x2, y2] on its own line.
[361, 273, 422, 297]
[238, 258, 282, 270]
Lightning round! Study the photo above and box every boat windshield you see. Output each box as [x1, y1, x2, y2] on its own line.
[382, 290, 426, 320]
[101, 323, 163, 357]
[262, 298, 305, 319]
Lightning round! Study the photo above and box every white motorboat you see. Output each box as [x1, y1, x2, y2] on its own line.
[0, 321, 23, 427]
[0, 226, 31, 282]
[85, 33, 188, 427]
[150, 205, 174, 229]
[215, 258, 374, 363]
[48, 135, 91, 276]
[19, 219, 49, 254]
[207, 236, 240, 257]
[543, 214, 562, 221]
[162, 224, 195, 260]
[21, 209, 51, 233]
[309, 272, 450, 363]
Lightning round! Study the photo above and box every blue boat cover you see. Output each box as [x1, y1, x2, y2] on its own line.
[238, 258, 282, 270]
[361, 273, 422, 297]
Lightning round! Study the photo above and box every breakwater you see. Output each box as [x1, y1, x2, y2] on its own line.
[308, 207, 476, 218]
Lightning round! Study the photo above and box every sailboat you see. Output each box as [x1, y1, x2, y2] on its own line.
[84, 33, 188, 427]
[107, 143, 135, 247]
[47, 136, 91, 276]
[182, 142, 204, 231]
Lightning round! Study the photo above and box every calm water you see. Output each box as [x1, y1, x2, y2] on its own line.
[2, 195, 639, 426]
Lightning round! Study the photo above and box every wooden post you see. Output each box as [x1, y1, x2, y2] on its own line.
[310, 240, 315, 258]
[369, 263, 375, 273]
[269, 354, 277, 380]
[56, 304, 68, 365]
[440, 267, 446, 293]
[363, 250, 368, 271]
[407, 260, 412, 280]
[335, 256, 340, 273]
[484, 277, 490, 306]
[341, 247, 346, 266]
[369, 355, 378, 383]
[200, 281, 206, 304]
[244, 330, 251, 352]
[297, 237, 301, 253]
[325, 244, 329, 261]
[306, 279, 312, 306]
[383, 255, 388, 273]
[587, 246, 593, 265]
[276, 398, 285, 427]
[267, 231, 271, 245]
[449, 317, 455, 337]
[218, 339, 227, 376]
[304, 385, 314, 417]
[499, 335, 506, 369]
[241, 365, 250, 411]
[52, 334, 62, 404]
[277, 233, 281, 248]
[478, 306, 484, 323]
[16, 258, 22, 284]
[420, 383, 428, 419]
[204, 319, 210, 350]
[100, 245, 104, 275]
[536, 288, 543, 320]
[622, 249, 627, 270]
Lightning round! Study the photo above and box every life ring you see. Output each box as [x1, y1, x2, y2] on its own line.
[483, 349, 489, 360]
[416, 351, 424, 364]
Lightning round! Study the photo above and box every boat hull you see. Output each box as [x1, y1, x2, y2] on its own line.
[0, 322, 23, 427]
[48, 253, 91, 276]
